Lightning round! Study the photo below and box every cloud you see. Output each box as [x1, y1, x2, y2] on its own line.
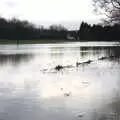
[4, 1, 18, 7]
[0, 0, 96, 20]
[0, 0, 18, 6]
[0, 0, 102, 29]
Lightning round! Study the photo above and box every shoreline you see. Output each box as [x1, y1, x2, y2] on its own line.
[0, 39, 119, 44]
[0, 39, 78, 44]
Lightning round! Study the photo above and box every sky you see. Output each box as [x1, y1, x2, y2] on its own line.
[0, 0, 103, 30]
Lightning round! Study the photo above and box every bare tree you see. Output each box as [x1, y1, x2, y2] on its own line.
[49, 24, 67, 31]
[93, 0, 120, 24]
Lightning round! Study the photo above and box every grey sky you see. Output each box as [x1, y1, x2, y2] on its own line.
[0, 0, 103, 30]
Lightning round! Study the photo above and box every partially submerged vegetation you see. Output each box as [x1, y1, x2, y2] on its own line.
[76, 60, 93, 67]
[55, 65, 73, 71]
[55, 65, 64, 71]
[0, 39, 75, 44]
[54, 55, 120, 71]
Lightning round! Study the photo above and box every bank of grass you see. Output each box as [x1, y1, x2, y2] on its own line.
[0, 39, 77, 44]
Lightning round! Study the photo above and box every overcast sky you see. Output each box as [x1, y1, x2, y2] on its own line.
[0, 0, 103, 30]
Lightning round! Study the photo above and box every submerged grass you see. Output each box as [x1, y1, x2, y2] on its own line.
[0, 39, 77, 44]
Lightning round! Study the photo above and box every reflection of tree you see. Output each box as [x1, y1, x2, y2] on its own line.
[49, 47, 65, 58]
[80, 46, 120, 61]
[80, 47, 102, 57]
[0, 54, 34, 66]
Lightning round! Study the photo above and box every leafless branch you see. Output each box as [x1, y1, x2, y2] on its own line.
[111, 0, 120, 9]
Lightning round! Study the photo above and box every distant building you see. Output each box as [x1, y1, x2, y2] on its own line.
[66, 30, 79, 40]
[67, 34, 76, 40]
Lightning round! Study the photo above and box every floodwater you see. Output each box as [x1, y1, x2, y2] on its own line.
[0, 42, 120, 120]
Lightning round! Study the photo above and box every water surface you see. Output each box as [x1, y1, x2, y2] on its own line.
[0, 42, 120, 120]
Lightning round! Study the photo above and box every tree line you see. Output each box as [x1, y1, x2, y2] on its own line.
[78, 22, 120, 41]
[0, 17, 120, 41]
[0, 17, 67, 40]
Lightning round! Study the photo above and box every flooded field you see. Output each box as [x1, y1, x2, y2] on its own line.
[0, 42, 120, 120]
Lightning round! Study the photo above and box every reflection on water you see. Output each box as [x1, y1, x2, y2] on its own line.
[79, 46, 120, 63]
[80, 46, 120, 57]
[0, 53, 34, 66]
[0, 42, 120, 120]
